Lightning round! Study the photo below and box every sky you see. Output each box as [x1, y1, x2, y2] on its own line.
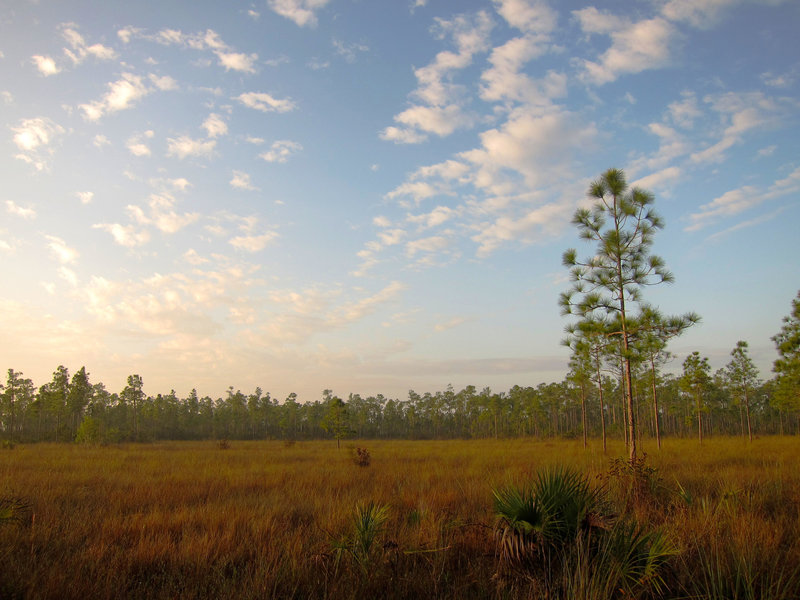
[1, 0, 798, 402]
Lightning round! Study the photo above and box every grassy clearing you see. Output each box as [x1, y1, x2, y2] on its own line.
[0, 437, 799, 598]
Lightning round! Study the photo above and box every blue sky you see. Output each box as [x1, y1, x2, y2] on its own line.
[1, 0, 798, 401]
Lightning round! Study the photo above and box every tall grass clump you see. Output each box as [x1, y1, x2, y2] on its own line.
[493, 465, 674, 598]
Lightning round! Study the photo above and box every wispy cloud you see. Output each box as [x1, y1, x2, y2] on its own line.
[576, 14, 675, 85]
[266, 0, 329, 27]
[686, 166, 800, 231]
[166, 135, 216, 159]
[230, 171, 258, 190]
[259, 140, 302, 163]
[6, 200, 37, 219]
[230, 231, 279, 252]
[45, 234, 79, 264]
[92, 223, 151, 247]
[79, 73, 150, 120]
[60, 23, 116, 65]
[127, 130, 154, 157]
[12, 117, 64, 171]
[75, 191, 94, 205]
[236, 91, 296, 112]
[380, 10, 493, 143]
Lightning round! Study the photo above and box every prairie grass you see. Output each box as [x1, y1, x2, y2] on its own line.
[0, 437, 798, 598]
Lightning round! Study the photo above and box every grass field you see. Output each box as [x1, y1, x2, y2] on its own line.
[1, 437, 799, 599]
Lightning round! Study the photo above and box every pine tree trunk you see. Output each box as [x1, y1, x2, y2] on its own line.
[651, 358, 661, 450]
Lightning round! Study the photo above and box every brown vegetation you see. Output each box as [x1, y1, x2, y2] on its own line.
[1, 438, 799, 598]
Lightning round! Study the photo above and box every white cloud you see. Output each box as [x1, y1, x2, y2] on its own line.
[117, 26, 140, 44]
[480, 0, 563, 105]
[183, 249, 209, 265]
[6, 200, 37, 219]
[230, 231, 279, 252]
[434, 316, 466, 332]
[472, 201, 566, 257]
[757, 145, 776, 157]
[495, 0, 558, 33]
[630, 166, 681, 191]
[93, 134, 110, 148]
[135, 193, 199, 234]
[578, 16, 675, 85]
[217, 51, 258, 73]
[260, 140, 302, 163]
[202, 113, 228, 138]
[379, 126, 428, 144]
[407, 205, 456, 229]
[377, 228, 407, 246]
[166, 135, 216, 159]
[691, 91, 784, 164]
[79, 73, 149, 120]
[686, 167, 800, 231]
[75, 191, 94, 205]
[45, 234, 79, 264]
[148, 74, 178, 91]
[12, 117, 64, 171]
[58, 266, 79, 287]
[236, 91, 296, 112]
[394, 104, 474, 137]
[333, 39, 369, 63]
[267, 0, 329, 27]
[60, 24, 117, 65]
[93, 223, 151, 247]
[406, 235, 450, 257]
[127, 130, 154, 157]
[230, 171, 257, 190]
[461, 108, 597, 193]
[381, 10, 493, 143]
[32, 55, 60, 76]
[169, 178, 192, 191]
[686, 186, 758, 231]
[572, 7, 625, 35]
[661, 0, 741, 28]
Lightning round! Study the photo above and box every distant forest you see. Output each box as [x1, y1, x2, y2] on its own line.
[0, 344, 797, 445]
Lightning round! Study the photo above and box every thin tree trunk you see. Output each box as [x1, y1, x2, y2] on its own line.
[697, 395, 703, 445]
[744, 388, 752, 442]
[651, 358, 661, 450]
[580, 381, 587, 449]
[595, 354, 607, 453]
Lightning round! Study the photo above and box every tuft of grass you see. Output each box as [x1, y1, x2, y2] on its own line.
[0, 497, 31, 525]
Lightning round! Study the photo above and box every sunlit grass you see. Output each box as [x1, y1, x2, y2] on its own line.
[0, 437, 798, 598]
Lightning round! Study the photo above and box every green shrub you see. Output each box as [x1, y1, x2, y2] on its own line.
[493, 465, 673, 598]
[75, 416, 101, 444]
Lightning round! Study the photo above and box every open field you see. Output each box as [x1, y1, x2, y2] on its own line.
[1, 437, 799, 599]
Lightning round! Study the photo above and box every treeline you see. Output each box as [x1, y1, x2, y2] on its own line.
[0, 353, 795, 445]
[2, 286, 798, 445]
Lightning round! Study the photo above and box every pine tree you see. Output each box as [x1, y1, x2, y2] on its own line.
[561, 168, 675, 461]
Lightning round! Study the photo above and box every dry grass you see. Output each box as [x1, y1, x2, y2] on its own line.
[0, 437, 798, 598]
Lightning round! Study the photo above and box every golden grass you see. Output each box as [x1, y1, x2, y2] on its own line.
[1, 437, 799, 598]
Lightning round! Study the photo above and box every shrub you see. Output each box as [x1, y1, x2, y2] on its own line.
[75, 416, 101, 444]
[352, 447, 371, 467]
[332, 502, 390, 574]
[493, 465, 673, 598]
